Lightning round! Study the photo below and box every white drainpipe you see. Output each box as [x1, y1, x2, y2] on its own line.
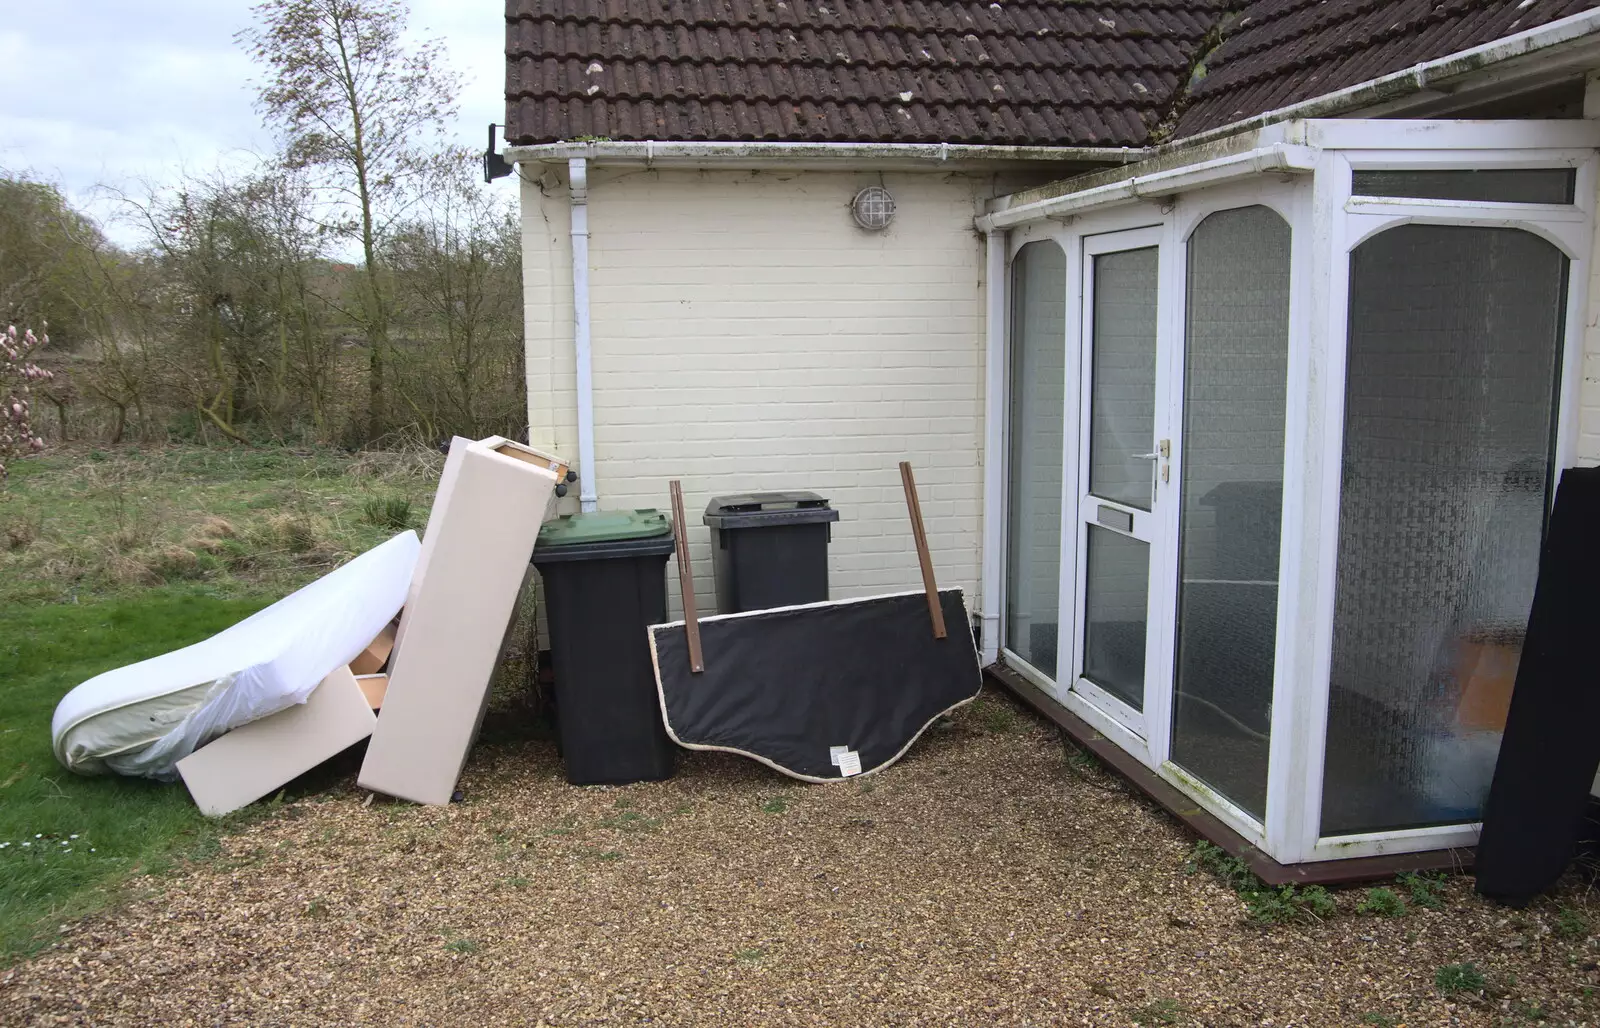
[569, 157, 598, 512]
[979, 228, 1007, 667]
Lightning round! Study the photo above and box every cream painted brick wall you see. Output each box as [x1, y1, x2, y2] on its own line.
[523, 167, 998, 620]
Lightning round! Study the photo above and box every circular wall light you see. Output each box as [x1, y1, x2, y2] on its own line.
[851, 185, 896, 231]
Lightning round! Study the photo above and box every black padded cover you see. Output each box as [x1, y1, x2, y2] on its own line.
[648, 590, 981, 781]
[1476, 466, 1600, 906]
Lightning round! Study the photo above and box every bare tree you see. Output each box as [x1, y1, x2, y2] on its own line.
[238, 0, 459, 441]
[386, 151, 525, 441]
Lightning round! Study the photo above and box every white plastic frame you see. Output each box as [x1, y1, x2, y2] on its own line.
[985, 118, 1600, 865]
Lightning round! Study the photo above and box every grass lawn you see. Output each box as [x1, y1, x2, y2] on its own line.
[0, 444, 443, 964]
[0, 589, 273, 960]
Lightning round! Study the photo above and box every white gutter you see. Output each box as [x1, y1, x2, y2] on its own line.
[507, 140, 1147, 167]
[1166, 7, 1600, 153]
[568, 157, 598, 513]
[977, 142, 1317, 231]
[979, 228, 1007, 667]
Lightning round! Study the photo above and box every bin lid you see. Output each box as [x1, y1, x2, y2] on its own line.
[704, 492, 839, 529]
[533, 509, 674, 563]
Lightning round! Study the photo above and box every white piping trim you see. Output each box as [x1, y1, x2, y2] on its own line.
[980, 230, 1007, 666]
[645, 588, 983, 784]
[1167, 8, 1600, 152]
[507, 140, 1147, 166]
[977, 143, 1318, 231]
[568, 157, 598, 512]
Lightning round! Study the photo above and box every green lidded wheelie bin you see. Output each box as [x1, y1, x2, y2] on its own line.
[531, 510, 678, 785]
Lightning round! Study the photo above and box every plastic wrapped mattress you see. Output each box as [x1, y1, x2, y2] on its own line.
[51, 530, 420, 780]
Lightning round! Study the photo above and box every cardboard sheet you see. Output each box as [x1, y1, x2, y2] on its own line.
[176, 666, 376, 817]
[355, 674, 388, 710]
[351, 621, 397, 676]
[358, 438, 560, 804]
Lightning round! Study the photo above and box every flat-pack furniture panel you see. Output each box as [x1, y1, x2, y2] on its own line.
[391, 436, 470, 666]
[177, 665, 375, 817]
[1477, 467, 1600, 906]
[359, 439, 559, 804]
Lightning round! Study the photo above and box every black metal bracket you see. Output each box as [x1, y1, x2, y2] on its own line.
[483, 123, 513, 183]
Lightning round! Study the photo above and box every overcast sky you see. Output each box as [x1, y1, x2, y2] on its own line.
[0, 0, 509, 246]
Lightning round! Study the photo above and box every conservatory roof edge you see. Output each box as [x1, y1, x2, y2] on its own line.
[977, 137, 1316, 232]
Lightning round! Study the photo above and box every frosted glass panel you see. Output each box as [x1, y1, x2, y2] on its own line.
[1171, 207, 1291, 823]
[1089, 247, 1158, 510]
[1352, 169, 1575, 205]
[1322, 225, 1566, 836]
[1005, 241, 1067, 678]
[1083, 525, 1148, 711]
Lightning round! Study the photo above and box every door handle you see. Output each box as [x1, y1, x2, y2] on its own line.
[1134, 452, 1160, 460]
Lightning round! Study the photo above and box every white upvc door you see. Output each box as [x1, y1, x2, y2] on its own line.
[1068, 226, 1179, 744]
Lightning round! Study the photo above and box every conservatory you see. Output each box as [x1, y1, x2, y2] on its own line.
[978, 119, 1598, 867]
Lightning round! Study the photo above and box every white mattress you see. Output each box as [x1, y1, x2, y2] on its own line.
[52, 531, 420, 780]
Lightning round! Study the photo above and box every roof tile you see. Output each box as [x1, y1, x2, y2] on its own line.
[1176, 0, 1600, 137]
[505, 0, 1230, 147]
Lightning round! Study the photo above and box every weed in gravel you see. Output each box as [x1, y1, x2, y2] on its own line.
[1556, 905, 1591, 939]
[444, 937, 480, 954]
[975, 699, 1021, 734]
[1129, 998, 1185, 1025]
[761, 796, 790, 814]
[1359, 1015, 1399, 1027]
[1185, 841, 1255, 893]
[1186, 842, 1334, 924]
[1398, 870, 1448, 911]
[1436, 962, 1486, 995]
[361, 494, 412, 530]
[505, 877, 530, 889]
[1246, 884, 1335, 925]
[1296, 884, 1337, 919]
[1511, 999, 1550, 1021]
[1359, 887, 1408, 918]
[303, 899, 329, 918]
[599, 810, 662, 832]
[1063, 739, 1100, 771]
[734, 947, 766, 962]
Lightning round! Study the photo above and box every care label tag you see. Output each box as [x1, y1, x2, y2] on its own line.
[829, 745, 849, 767]
[837, 750, 862, 777]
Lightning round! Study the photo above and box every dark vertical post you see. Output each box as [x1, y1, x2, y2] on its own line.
[899, 461, 947, 639]
[669, 480, 705, 672]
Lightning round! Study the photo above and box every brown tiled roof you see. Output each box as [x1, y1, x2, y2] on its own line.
[504, 0, 1234, 148]
[1174, 0, 1600, 138]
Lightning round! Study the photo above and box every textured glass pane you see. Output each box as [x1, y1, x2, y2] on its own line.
[1005, 241, 1067, 678]
[1322, 225, 1566, 836]
[1089, 247, 1158, 509]
[1083, 525, 1149, 711]
[1171, 207, 1291, 822]
[1353, 169, 1575, 205]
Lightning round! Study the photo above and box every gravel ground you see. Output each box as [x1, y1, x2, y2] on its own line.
[6, 688, 1600, 1027]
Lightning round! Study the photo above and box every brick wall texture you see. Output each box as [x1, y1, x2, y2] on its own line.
[523, 167, 996, 620]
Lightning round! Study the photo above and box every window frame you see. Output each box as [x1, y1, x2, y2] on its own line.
[986, 119, 1599, 866]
